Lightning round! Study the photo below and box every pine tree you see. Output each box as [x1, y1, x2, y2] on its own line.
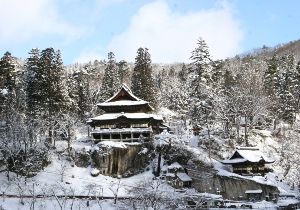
[276, 53, 297, 123]
[131, 47, 157, 108]
[0, 52, 17, 126]
[38, 48, 69, 120]
[295, 61, 300, 112]
[264, 54, 279, 97]
[188, 38, 213, 128]
[25, 48, 42, 119]
[178, 63, 188, 82]
[71, 68, 91, 121]
[118, 60, 130, 85]
[190, 37, 213, 83]
[101, 52, 121, 100]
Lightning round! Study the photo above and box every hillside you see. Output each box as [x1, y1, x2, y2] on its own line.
[1, 39, 300, 209]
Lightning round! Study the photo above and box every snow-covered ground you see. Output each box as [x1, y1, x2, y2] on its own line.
[0, 114, 299, 210]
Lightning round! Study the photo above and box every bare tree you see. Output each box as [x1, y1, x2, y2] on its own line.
[126, 179, 168, 210]
[109, 179, 121, 205]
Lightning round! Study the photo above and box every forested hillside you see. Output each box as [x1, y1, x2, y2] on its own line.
[0, 38, 300, 193]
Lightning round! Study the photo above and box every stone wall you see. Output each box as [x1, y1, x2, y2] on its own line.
[189, 168, 279, 200]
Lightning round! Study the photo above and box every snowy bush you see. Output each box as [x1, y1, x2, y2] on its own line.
[90, 168, 100, 177]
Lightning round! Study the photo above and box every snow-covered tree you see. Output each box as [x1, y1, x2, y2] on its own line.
[100, 52, 121, 101]
[25, 48, 41, 120]
[131, 47, 157, 108]
[0, 52, 23, 132]
[188, 38, 214, 129]
[276, 53, 297, 124]
[118, 60, 130, 85]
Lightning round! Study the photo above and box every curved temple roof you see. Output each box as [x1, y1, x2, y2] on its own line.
[91, 112, 163, 121]
[221, 147, 275, 164]
[97, 84, 153, 112]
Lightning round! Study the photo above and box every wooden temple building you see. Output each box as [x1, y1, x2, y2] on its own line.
[221, 147, 274, 175]
[88, 84, 164, 143]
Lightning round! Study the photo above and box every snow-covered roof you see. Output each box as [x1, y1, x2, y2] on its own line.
[97, 84, 154, 111]
[168, 162, 183, 170]
[92, 127, 152, 134]
[245, 189, 262, 194]
[104, 84, 142, 103]
[221, 147, 275, 164]
[97, 100, 148, 107]
[176, 173, 192, 182]
[166, 173, 176, 178]
[91, 113, 163, 121]
[221, 158, 247, 164]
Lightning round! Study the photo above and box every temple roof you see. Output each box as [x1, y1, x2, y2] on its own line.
[176, 173, 192, 182]
[91, 112, 163, 121]
[97, 84, 153, 112]
[167, 162, 183, 170]
[221, 147, 275, 164]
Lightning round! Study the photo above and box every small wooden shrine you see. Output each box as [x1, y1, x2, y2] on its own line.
[165, 162, 192, 188]
[88, 84, 164, 143]
[221, 147, 274, 175]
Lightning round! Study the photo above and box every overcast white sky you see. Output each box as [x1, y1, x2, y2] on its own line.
[0, 0, 299, 64]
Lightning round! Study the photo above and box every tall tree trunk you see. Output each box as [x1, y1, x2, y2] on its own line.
[156, 148, 162, 177]
[244, 115, 248, 146]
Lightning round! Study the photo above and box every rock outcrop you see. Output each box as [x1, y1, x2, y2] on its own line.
[91, 142, 154, 177]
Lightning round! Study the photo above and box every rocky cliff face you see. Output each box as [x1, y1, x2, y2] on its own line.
[91, 142, 154, 177]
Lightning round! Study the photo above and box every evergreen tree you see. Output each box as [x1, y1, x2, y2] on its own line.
[0, 52, 17, 125]
[30, 48, 70, 144]
[276, 53, 297, 123]
[71, 68, 91, 121]
[25, 48, 42, 119]
[178, 63, 188, 82]
[264, 54, 279, 97]
[118, 60, 130, 85]
[131, 47, 157, 108]
[188, 38, 213, 128]
[38, 48, 69, 119]
[295, 61, 300, 112]
[101, 52, 120, 100]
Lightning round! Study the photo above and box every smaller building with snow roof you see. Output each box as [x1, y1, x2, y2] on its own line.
[221, 147, 274, 176]
[165, 162, 192, 188]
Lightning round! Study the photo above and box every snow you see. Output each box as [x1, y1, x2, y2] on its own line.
[0, 197, 117, 210]
[176, 173, 192, 182]
[97, 141, 127, 149]
[1, 109, 299, 209]
[223, 147, 275, 163]
[90, 168, 100, 176]
[245, 189, 263, 194]
[139, 148, 148, 154]
[0, 88, 8, 95]
[167, 162, 183, 170]
[92, 127, 152, 134]
[91, 112, 163, 121]
[166, 173, 175, 178]
[221, 158, 247, 164]
[97, 100, 148, 107]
